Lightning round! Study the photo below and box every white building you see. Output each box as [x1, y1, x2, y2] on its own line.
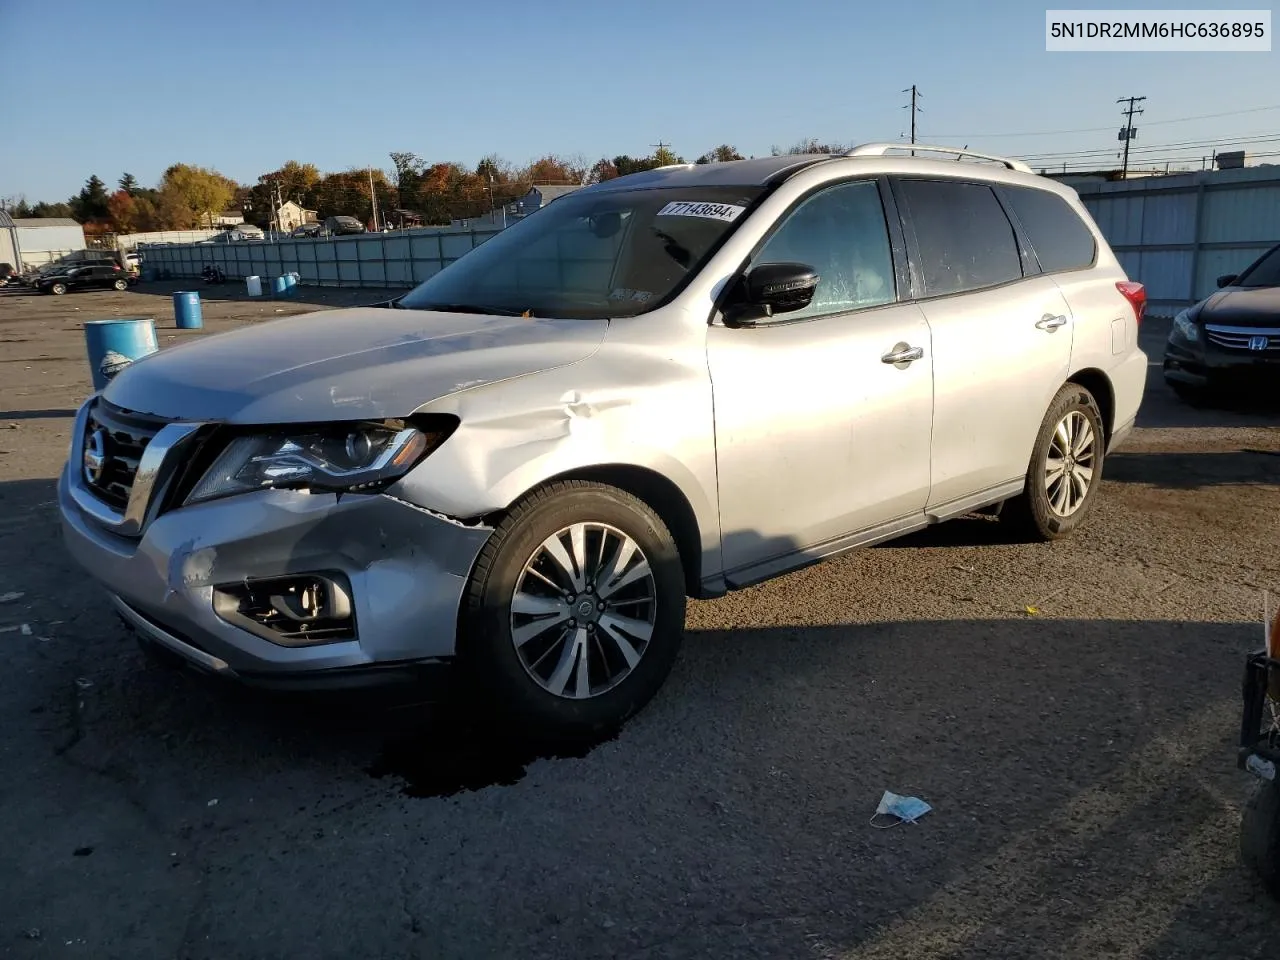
[0, 213, 87, 268]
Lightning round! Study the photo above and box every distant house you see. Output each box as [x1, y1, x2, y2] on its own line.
[506, 185, 581, 220]
[213, 211, 245, 226]
[277, 201, 318, 232]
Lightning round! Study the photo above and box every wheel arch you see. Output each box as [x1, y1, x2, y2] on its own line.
[488, 464, 705, 598]
[1067, 367, 1116, 447]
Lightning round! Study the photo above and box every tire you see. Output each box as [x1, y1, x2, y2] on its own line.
[50, 282, 67, 296]
[112, 279, 128, 291]
[459, 480, 686, 740]
[1241, 779, 1280, 899]
[1003, 383, 1106, 542]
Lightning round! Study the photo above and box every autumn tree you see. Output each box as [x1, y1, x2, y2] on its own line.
[521, 155, 586, 185]
[156, 163, 238, 228]
[107, 190, 139, 233]
[587, 158, 619, 183]
[773, 138, 851, 156]
[310, 168, 395, 225]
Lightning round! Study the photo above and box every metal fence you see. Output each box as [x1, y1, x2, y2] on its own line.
[1073, 165, 1280, 313]
[137, 226, 505, 289]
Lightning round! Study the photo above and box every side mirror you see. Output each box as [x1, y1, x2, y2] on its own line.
[1216, 273, 1238, 288]
[726, 262, 820, 324]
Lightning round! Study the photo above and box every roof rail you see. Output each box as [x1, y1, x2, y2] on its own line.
[844, 142, 1033, 174]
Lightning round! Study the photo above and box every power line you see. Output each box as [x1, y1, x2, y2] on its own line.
[924, 103, 1280, 140]
[1016, 132, 1280, 162]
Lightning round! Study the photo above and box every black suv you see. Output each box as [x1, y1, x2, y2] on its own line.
[1165, 241, 1280, 401]
[36, 263, 133, 295]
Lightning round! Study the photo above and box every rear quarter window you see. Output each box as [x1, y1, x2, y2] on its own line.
[1002, 185, 1097, 273]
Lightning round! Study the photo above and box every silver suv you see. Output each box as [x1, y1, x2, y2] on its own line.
[59, 144, 1148, 737]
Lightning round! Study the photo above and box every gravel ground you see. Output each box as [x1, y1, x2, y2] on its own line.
[1, 282, 1278, 959]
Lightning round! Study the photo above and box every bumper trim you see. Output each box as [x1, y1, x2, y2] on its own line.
[112, 594, 236, 677]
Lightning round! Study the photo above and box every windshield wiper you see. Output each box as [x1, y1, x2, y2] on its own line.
[407, 302, 527, 317]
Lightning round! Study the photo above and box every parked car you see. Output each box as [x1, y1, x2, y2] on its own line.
[320, 215, 366, 237]
[58, 144, 1148, 737]
[1164, 240, 1280, 402]
[0, 262, 15, 286]
[290, 224, 323, 239]
[37, 262, 132, 295]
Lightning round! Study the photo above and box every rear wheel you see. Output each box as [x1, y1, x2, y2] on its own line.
[50, 282, 67, 295]
[1003, 383, 1106, 541]
[460, 480, 686, 740]
[112, 278, 128, 291]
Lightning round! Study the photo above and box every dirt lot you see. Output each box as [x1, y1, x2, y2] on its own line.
[1, 281, 1279, 959]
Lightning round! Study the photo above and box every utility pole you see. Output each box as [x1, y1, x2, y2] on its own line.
[903, 85, 922, 155]
[1117, 95, 1145, 179]
[367, 167, 380, 232]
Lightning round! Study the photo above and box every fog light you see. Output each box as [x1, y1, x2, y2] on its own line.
[213, 574, 356, 646]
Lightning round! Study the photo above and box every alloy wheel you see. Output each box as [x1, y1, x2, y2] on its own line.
[1044, 410, 1096, 517]
[509, 522, 657, 700]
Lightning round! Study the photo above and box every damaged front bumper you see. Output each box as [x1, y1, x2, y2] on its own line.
[58, 454, 493, 689]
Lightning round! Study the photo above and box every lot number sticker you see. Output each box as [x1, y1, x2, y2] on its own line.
[656, 201, 746, 222]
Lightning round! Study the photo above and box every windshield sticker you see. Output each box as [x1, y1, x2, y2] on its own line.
[609, 288, 653, 302]
[655, 201, 746, 223]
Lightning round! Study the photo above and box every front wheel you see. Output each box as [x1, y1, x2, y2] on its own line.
[1003, 383, 1106, 541]
[459, 480, 686, 740]
[112, 279, 128, 291]
[50, 282, 67, 296]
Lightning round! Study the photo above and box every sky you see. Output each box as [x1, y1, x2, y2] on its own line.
[1, 0, 1277, 201]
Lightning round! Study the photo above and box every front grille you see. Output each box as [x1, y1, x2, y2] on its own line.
[1204, 325, 1280, 354]
[83, 401, 166, 509]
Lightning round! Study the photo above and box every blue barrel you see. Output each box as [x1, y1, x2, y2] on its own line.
[84, 318, 158, 392]
[173, 291, 203, 329]
[273, 275, 289, 298]
[284, 272, 299, 296]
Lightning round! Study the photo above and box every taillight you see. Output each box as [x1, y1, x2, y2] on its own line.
[1116, 281, 1145, 324]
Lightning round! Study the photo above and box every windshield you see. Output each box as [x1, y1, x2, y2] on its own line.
[398, 185, 765, 318]
[1236, 245, 1280, 288]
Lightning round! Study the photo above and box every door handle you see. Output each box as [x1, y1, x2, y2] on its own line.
[881, 343, 924, 365]
[1036, 313, 1069, 331]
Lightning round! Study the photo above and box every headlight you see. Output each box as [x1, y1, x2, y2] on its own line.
[185, 421, 451, 505]
[1172, 310, 1200, 343]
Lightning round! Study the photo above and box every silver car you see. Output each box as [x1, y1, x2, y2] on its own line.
[58, 144, 1149, 737]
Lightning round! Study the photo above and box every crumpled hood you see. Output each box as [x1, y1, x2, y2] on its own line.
[102, 307, 608, 423]
[1197, 286, 1280, 327]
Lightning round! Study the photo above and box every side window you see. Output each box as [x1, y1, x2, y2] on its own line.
[1003, 186, 1096, 273]
[750, 180, 896, 321]
[896, 179, 1023, 297]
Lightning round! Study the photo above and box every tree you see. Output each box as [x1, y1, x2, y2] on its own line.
[696, 144, 745, 164]
[587, 158, 619, 183]
[118, 173, 140, 196]
[156, 163, 237, 228]
[274, 160, 320, 203]
[613, 154, 661, 177]
[773, 138, 851, 156]
[651, 145, 683, 167]
[30, 201, 75, 219]
[131, 195, 158, 232]
[71, 175, 110, 222]
[522, 155, 585, 185]
[107, 190, 139, 233]
[389, 151, 426, 209]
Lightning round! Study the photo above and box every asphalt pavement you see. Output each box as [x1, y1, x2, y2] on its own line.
[1, 283, 1278, 959]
